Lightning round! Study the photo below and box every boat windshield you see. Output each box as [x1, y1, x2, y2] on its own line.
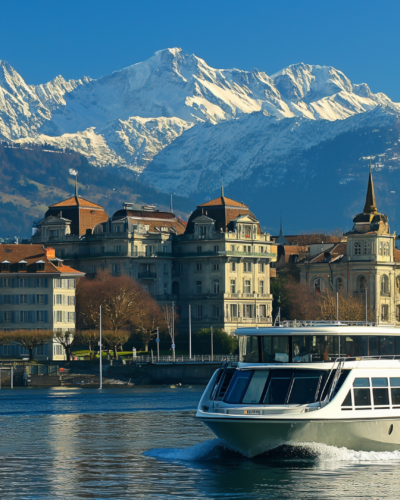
[239, 335, 400, 363]
[223, 368, 347, 405]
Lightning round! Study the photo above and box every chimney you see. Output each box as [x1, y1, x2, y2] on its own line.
[44, 247, 56, 259]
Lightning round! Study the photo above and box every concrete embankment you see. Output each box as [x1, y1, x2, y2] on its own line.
[0, 360, 223, 387]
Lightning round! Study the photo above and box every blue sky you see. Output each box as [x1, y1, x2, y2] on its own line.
[1, 0, 400, 101]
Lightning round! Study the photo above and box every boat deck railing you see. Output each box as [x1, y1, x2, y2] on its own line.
[337, 355, 400, 363]
[278, 320, 391, 327]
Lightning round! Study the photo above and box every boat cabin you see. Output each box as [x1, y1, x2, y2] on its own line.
[236, 322, 400, 364]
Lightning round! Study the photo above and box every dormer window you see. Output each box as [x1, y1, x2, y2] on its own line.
[200, 226, 207, 237]
[161, 226, 168, 232]
[35, 260, 45, 272]
[18, 260, 27, 271]
[1, 261, 10, 272]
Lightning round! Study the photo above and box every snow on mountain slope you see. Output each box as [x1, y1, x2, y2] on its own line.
[142, 107, 400, 196]
[0, 60, 51, 141]
[1, 49, 400, 173]
[16, 115, 193, 171]
[35, 75, 92, 111]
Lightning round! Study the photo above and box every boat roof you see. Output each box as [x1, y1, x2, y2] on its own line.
[235, 323, 400, 336]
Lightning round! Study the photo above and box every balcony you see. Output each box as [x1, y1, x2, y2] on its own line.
[138, 272, 157, 280]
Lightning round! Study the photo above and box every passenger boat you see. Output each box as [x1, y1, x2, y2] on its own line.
[195, 322, 400, 457]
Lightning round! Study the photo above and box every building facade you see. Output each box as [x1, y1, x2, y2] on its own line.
[0, 245, 84, 360]
[32, 190, 277, 334]
[299, 170, 400, 324]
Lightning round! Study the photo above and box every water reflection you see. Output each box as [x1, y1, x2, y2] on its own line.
[0, 388, 399, 499]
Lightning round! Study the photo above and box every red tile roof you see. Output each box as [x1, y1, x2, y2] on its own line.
[50, 196, 104, 209]
[0, 245, 84, 275]
[198, 196, 248, 208]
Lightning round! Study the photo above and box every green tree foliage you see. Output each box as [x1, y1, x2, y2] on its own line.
[191, 328, 238, 355]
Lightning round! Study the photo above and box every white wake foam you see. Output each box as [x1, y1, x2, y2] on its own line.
[287, 442, 400, 463]
[143, 438, 231, 461]
[144, 439, 400, 463]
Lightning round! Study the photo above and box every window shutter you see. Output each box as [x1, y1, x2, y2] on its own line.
[32, 311, 36, 324]
[0, 279, 3, 288]
[32, 294, 36, 304]
[45, 295, 48, 305]
[11, 279, 15, 288]
[12, 311, 17, 323]
[27, 295, 32, 305]
[44, 311, 48, 323]
[16, 295, 20, 305]
[0, 295, 3, 305]
[0, 311, 3, 323]
[44, 278, 48, 288]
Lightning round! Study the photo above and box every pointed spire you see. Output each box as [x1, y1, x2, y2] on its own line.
[276, 213, 288, 245]
[363, 160, 378, 214]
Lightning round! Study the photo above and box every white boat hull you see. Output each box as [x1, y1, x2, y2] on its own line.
[199, 416, 400, 457]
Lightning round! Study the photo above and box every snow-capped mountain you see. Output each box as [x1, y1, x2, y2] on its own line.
[142, 106, 400, 196]
[1, 48, 400, 174]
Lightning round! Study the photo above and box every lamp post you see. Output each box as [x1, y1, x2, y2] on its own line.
[189, 304, 192, 360]
[99, 305, 102, 390]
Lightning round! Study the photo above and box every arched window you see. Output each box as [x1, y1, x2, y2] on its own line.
[313, 278, 322, 294]
[363, 242, 371, 255]
[356, 275, 367, 293]
[396, 276, 400, 291]
[381, 275, 389, 296]
[354, 242, 361, 255]
[335, 277, 343, 293]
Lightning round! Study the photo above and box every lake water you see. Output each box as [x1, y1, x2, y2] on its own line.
[0, 387, 399, 499]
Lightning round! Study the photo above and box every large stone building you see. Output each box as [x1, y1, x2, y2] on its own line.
[32, 189, 277, 333]
[0, 245, 84, 360]
[299, 169, 400, 324]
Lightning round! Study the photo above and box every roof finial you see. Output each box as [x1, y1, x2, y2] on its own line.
[170, 192, 173, 214]
[364, 159, 378, 214]
[221, 171, 224, 198]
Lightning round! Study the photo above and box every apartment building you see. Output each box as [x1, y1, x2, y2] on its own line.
[0, 245, 84, 360]
[31, 190, 277, 334]
[173, 193, 277, 332]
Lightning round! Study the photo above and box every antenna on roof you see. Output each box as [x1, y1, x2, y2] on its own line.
[69, 169, 78, 197]
[221, 169, 224, 197]
[170, 192, 173, 214]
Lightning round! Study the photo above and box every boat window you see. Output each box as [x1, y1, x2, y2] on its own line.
[292, 335, 339, 363]
[341, 390, 352, 408]
[391, 388, 400, 405]
[354, 389, 371, 406]
[262, 370, 292, 404]
[224, 371, 252, 404]
[390, 378, 400, 386]
[373, 388, 389, 406]
[239, 336, 260, 363]
[261, 336, 289, 363]
[242, 370, 270, 404]
[369, 336, 379, 356]
[287, 370, 322, 404]
[353, 378, 370, 387]
[379, 337, 394, 356]
[372, 378, 388, 387]
[340, 336, 369, 357]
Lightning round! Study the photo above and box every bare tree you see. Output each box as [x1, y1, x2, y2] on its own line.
[318, 291, 370, 322]
[0, 331, 12, 346]
[11, 330, 52, 361]
[75, 330, 100, 352]
[52, 330, 75, 361]
[132, 297, 166, 351]
[76, 272, 145, 332]
[102, 330, 130, 360]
